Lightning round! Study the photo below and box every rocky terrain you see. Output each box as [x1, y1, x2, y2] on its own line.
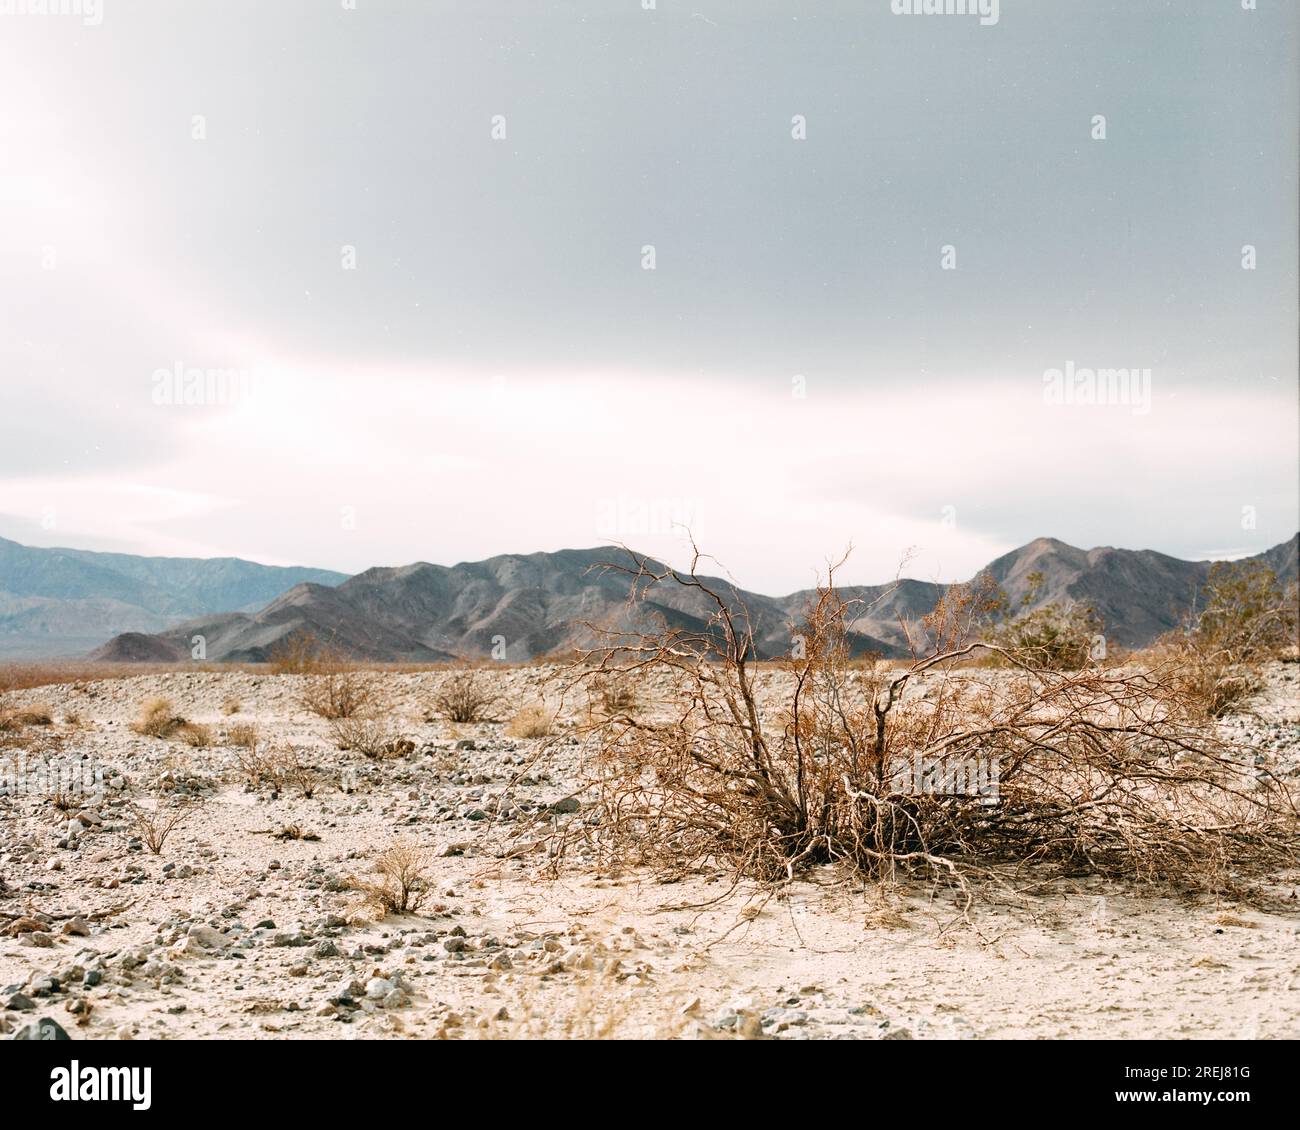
[1, 662, 1298, 1041]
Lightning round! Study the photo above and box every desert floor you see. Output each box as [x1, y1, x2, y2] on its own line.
[2, 663, 1298, 1040]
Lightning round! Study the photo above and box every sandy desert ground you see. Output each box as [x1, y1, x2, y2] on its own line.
[2, 663, 1298, 1041]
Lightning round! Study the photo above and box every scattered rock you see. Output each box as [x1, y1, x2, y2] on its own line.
[12, 1017, 70, 1041]
[187, 925, 228, 950]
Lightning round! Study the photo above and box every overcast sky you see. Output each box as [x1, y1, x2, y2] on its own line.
[0, 0, 1296, 593]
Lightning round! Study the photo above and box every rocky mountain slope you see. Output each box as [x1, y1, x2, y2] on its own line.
[88, 536, 1299, 663]
[0, 537, 348, 659]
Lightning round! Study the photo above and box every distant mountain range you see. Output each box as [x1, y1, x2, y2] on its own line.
[0, 537, 348, 659]
[82, 534, 1298, 664]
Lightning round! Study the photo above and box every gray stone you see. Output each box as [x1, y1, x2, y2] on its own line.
[12, 1017, 70, 1040]
[364, 977, 395, 1001]
[187, 924, 228, 949]
[5, 992, 36, 1011]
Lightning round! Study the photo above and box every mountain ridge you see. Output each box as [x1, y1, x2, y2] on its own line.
[0, 537, 349, 659]
[87, 535, 1299, 664]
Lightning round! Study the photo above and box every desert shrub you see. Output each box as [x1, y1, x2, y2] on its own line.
[128, 796, 201, 854]
[232, 743, 321, 797]
[0, 703, 54, 732]
[1194, 562, 1298, 660]
[131, 698, 186, 739]
[176, 721, 213, 748]
[221, 696, 242, 715]
[350, 840, 432, 915]
[1165, 563, 1299, 718]
[983, 571, 1103, 670]
[587, 673, 640, 719]
[227, 722, 259, 749]
[429, 671, 498, 723]
[541, 549, 1298, 894]
[505, 703, 555, 739]
[328, 716, 413, 759]
[301, 666, 381, 720]
[268, 632, 331, 675]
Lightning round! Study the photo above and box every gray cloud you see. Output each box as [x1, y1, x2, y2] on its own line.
[0, 0, 1294, 585]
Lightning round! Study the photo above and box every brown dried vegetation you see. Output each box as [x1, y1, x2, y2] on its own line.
[541, 547, 1298, 899]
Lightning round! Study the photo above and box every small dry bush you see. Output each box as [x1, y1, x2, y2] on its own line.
[221, 696, 242, 715]
[429, 671, 499, 723]
[543, 547, 1299, 897]
[587, 672, 640, 720]
[232, 743, 321, 797]
[227, 722, 258, 749]
[983, 571, 1104, 671]
[328, 715, 413, 758]
[128, 796, 201, 854]
[505, 703, 555, 739]
[268, 632, 331, 675]
[301, 665, 382, 720]
[176, 721, 213, 748]
[1159, 562, 1298, 719]
[0, 703, 54, 732]
[350, 840, 432, 915]
[131, 697, 186, 739]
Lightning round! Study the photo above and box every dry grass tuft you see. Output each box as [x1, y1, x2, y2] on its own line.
[227, 722, 259, 749]
[176, 721, 213, 748]
[1210, 912, 1258, 929]
[131, 697, 186, 739]
[505, 702, 555, 739]
[0, 703, 54, 732]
